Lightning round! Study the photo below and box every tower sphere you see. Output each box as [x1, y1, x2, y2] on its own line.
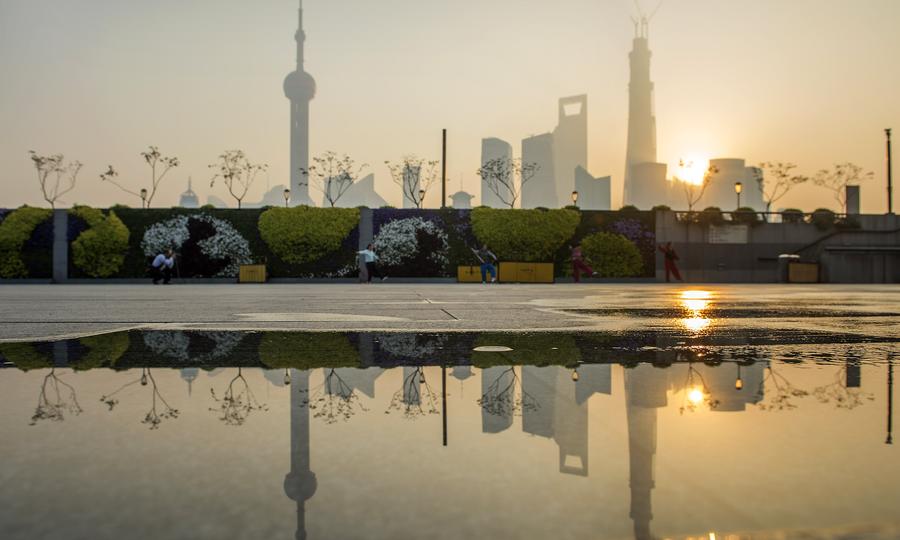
[284, 70, 316, 101]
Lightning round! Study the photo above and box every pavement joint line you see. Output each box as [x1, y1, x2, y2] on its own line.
[441, 309, 460, 320]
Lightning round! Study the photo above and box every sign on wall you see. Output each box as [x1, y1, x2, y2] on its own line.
[708, 224, 749, 244]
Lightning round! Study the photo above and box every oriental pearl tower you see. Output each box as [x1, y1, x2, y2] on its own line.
[284, 0, 316, 206]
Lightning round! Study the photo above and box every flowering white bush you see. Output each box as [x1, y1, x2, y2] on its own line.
[143, 331, 245, 362]
[141, 214, 252, 277]
[378, 333, 447, 359]
[372, 217, 449, 268]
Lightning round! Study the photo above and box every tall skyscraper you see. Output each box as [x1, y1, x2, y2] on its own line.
[553, 95, 588, 206]
[521, 133, 555, 209]
[624, 19, 658, 207]
[284, 0, 316, 206]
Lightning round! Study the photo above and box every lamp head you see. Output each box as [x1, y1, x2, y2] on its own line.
[283, 188, 291, 200]
[571, 190, 579, 204]
[734, 182, 743, 194]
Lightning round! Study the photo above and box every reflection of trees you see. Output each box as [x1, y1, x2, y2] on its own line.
[99, 368, 179, 429]
[477, 367, 538, 417]
[300, 369, 369, 424]
[756, 363, 809, 412]
[386, 367, 440, 419]
[812, 367, 874, 410]
[679, 364, 720, 414]
[30, 369, 83, 425]
[210, 368, 267, 426]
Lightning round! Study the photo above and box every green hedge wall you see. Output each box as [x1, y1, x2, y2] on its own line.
[0, 206, 53, 279]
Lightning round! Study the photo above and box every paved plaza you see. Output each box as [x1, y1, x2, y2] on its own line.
[1, 283, 898, 342]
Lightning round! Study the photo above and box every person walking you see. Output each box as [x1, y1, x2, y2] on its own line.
[151, 249, 175, 285]
[357, 244, 387, 283]
[570, 243, 598, 283]
[659, 242, 683, 282]
[471, 244, 498, 284]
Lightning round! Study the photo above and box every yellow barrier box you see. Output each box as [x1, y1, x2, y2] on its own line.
[457, 266, 484, 283]
[239, 264, 267, 283]
[788, 262, 818, 283]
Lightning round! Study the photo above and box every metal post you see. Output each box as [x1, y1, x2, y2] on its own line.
[887, 128, 893, 214]
[441, 129, 447, 209]
[888, 357, 894, 445]
[442, 365, 448, 447]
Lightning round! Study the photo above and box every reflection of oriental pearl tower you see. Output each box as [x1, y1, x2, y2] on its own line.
[284, 0, 316, 206]
[284, 369, 316, 540]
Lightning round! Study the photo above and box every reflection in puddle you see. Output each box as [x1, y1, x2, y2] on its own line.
[1, 332, 898, 540]
[679, 290, 713, 333]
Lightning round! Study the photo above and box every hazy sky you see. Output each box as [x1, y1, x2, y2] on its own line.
[1, 0, 898, 211]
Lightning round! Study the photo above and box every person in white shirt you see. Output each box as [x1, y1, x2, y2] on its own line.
[357, 243, 386, 283]
[151, 249, 175, 284]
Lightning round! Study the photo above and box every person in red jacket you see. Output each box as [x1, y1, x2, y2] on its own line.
[570, 244, 597, 283]
[659, 242, 683, 282]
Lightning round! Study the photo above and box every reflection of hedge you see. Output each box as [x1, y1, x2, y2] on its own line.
[472, 334, 580, 368]
[471, 208, 579, 262]
[581, 232, 644, 278]
[259, 332, 360, 369]
[73, 333, 130, 370]
[0, 342, 53, 371]
[70, 206, 130, 277]
[259, 206, 359, 264]
[0, 206, 53, 278]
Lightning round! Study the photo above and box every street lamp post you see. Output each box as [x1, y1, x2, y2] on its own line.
[887, 128, 893, 214]
[734, 182, 743, 210]
[571, 190, 579, 208]
[418, 189, 426, 209]
[140, 188, 148, 209]
[283, 188, 291, 208]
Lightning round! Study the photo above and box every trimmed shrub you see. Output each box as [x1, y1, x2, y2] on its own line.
[259, 206, 359, 265]
[0, 342, 52, 371]
[580, 232, 644, 278]
[471, 207, 579, 262]
[732, 206, 761, 225]
[811, 208, 836, 230]
[698, 206, 725, 226]
[618, 205, 640, 212]
[259, 332, 359, 369]
[781, 208, 804, 224]
[373, 217, 449, 276]
[73, 333, 130, 370]
[70, 207, 130, 277]
[835, 215, 861, 230]
[651, 204, 672, 212]
[0, 206, 53, 278]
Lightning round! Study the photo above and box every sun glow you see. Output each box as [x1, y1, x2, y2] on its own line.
[674, 157, 711, 186]
[688, 388, 706, 405]
[679, 290, 713, 332]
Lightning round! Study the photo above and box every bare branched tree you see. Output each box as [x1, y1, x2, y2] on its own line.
[476, 157, 539, 209]
[813, 162, 873, 212]
[210, 368, 268, 426]
[100, 146, 180, 207]
[477, 367, 539, 417]
[208, 150, 268, 209]
[812, 365, 875, 410]
[299, 369, 369, 423]
[755, 162, 809, 213]
[28, 152, 81, 209]
[756, 363, 809, 412]
[100, 368, 179, 429]
[385, 156, 439, 208]
[30, 369, 83, 425]
[678, 365, 720, 414]
[301, 151, 368, 207]
[386, 367, 440, 419]
[674, 160, 719, 212]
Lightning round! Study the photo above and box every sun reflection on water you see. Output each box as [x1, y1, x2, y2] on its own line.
[678, 290, 713, 332]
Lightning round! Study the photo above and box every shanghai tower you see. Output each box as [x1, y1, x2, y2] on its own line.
[284, 0, 316, 206]
[623, 18, 658, 206]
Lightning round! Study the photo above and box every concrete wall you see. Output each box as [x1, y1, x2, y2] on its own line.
[655, 211, 900, 283]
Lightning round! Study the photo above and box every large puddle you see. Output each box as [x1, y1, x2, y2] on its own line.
[1, 329, 898, 540]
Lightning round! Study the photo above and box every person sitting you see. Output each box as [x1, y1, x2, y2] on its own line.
[472, 245, 498, 284]
[151, 249, 175, 284]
